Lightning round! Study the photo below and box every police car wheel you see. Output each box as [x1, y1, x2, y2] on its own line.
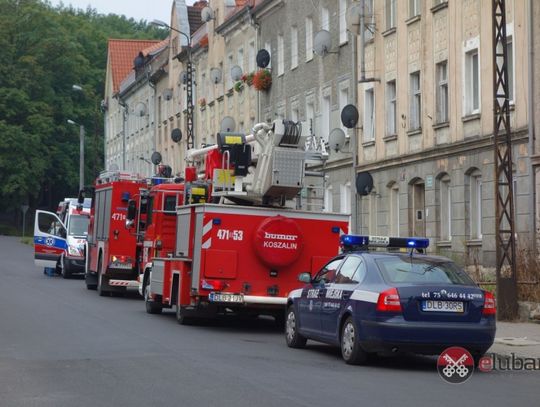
[285, 306, 307, 348]
[341, 317, 368, 365]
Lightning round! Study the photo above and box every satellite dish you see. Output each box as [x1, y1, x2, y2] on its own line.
[231, 65, 243, 81]
[220, 116, 236, 132]
[256, 49, 270, 68]
[135, 102, 147, 117]
[151, 151, 162, 165]
[171, 128, 182, 143]
[346, 2, 363, 35]
[341, 104, 359, 129]
[133, 52, 145, 69]
[356, 171, 374, 196]
[180, 70, 188, 85]
[314, 30, 332, 57]
[163, 88, 173, 101]
[210, 67, 222, 84]
[329, 128, 346, 152]
[201, 6, 215, 22]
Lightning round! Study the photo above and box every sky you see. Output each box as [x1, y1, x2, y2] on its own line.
[47, 0, 196, 23]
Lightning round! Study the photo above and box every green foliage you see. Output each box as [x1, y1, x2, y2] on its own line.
[0, 0, 165, 217]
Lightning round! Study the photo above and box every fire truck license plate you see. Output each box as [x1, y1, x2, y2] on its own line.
[208, 292, 244, 303]
[421, 300, 464, 313]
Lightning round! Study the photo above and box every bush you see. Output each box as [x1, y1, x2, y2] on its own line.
[253, 69, 272, 91]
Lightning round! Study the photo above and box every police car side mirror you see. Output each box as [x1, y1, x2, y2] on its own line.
[298, 272, 311, 284]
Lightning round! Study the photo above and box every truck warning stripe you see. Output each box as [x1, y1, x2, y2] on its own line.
[202, 220, 213, 249]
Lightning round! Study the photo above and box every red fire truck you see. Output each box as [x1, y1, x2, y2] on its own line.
[138, 121, 349, 324]
[84, 172, 148, 295]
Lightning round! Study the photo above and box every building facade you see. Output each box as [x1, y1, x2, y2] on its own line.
[355, 0, 533, 268]
[254, 0, 356, 217]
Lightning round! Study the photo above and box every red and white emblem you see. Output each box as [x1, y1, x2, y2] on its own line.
[437, 346, 474, 384]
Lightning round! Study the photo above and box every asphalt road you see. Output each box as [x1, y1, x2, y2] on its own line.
[0, 235, 537, 407]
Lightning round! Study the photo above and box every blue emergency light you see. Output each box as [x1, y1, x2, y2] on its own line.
[340, 234, 429, 251]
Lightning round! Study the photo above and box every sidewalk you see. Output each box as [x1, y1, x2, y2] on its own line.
[489, 321, 540, 358]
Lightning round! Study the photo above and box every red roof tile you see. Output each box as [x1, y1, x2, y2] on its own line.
[107, 39, 161, 94]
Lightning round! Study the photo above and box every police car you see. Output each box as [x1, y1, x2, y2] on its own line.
[285, 235, 496, 365]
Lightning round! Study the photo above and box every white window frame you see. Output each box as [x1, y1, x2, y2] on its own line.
[264, 41, 272, 69]
[409, 71, 421, 130]
[339, 0, 347, 44]
[506, 23, 515, 104]
[277, 34, 284, 76]
[321, 7, 329, 31]
[436, 60, 449, 123]
[364, 86, 375, 141]
[291, 26, 298, 69]
[324, 185, 333, 213]
[340, 183, 351, 214]
[248, 41, 255, 72]
[386, 0, 396, 30]
[386, 80, 397, 136]
[306, 17, 313, 62]
[440, 175, 452, 240]
[227, 53, 234, 89]
[321, 92, 331, 142]
[339, 82, 349, 135]
[389, 184, 400, 236]
[463, 37, 480, 115]
[409, 0, 421, 17]
[469, 171, 482, 239]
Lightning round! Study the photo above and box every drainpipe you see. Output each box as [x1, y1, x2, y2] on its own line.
[351, 32, 358, 234]
[527, 0, 536, 252]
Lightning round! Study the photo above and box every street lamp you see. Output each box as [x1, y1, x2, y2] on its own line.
[67, 119, 85, 191]
[151, 19, 194, 149]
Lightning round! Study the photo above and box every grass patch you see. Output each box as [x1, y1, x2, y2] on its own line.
[20, 237, 33, 245]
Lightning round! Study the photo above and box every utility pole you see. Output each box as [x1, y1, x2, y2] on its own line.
[492, 0, 518, 320]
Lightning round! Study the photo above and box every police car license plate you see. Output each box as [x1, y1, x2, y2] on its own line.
[421, 300, 464, 313]
[208, 292, 244, 303]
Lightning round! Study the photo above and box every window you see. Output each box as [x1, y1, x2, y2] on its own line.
[227, 54, 234, 89]
[365, 0, 375, 41]
[386, 0, 396, 30]
[340, 183, 351, 214]
[264, 42, 272, 69]
[291, 26, 298, 69]
[321, 93, 331, 141]
[364, 87, 375, 141]
[433, 0, 447, 6]
[321, 7, 329, 31]
[465, 49, 480, 114]
[386, 80, 397, 136]
[409, 0, 421, 17]
[507, 36, 514, 102]
[237, 48, 244, 71]
[248, 42, 255, 72]
[314, 257, 344, 284]
[306, 17, 313, 61]
[339, 84, 349, 134]
[469, 171, 482, 239]
[439, 175, 452, 240]
[306, 99, 315, 130]
[389, 184, 400, 236]
[410, 71, 421, 130]
[339, 0, 347, 43]
[324, 185, 333, 212]
[277, 34, 284, 75]
[335, 256, 366, 285]
[291, 105, 299, 122]
[436, 61, 448, 123]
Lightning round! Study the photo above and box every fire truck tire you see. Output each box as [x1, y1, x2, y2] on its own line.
[285, 305, 307, 348]
[85, 274, 97, 290]
[273, 312, 286, 330]
[144, 281, 162, 314]
[175, 305, 195, 325]
[340, 316, 368, 365]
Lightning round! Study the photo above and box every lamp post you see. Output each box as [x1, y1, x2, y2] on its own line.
[151, 19, 194, 149]
[67, 119, 85, 191]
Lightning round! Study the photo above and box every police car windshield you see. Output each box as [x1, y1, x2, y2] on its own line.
[68, 215, 89, 236]
[375, 256, 475, 285]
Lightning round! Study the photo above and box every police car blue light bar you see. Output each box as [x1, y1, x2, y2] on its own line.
[340, 234, 429, 249]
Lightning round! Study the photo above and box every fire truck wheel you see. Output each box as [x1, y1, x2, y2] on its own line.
[285, 305, 307, 348]
[340, 316, 368, 365]
[144, 281, 162, 314]
[274, 312, 286, 330]
[176, 305, 194, 325]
